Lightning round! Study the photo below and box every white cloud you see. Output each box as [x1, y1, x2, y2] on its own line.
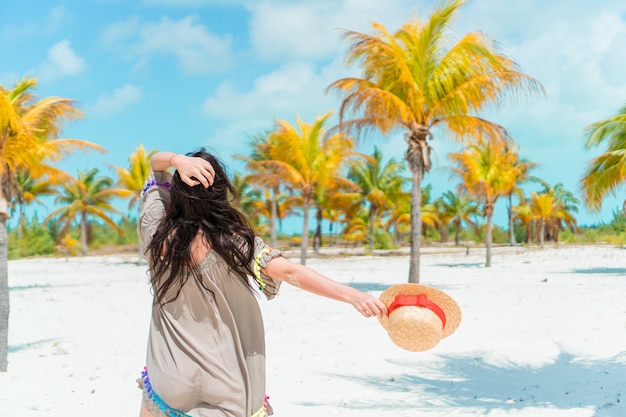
[457, 1, 626, 111]
[203, 120, 275, 164]
[203, 0, 433, 123]
[246, 0, 420, 62]
[40, 40, 85, 80]
[202, 60, 349, 123]
[90, 84, 142, 116]
[101, 16, 233, 74]
[100, 16, 140, 45]
[45, 6, 70, 33]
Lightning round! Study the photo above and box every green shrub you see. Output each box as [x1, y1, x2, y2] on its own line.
[374, 230, 393, 250]
[609, 211, 626, 233]
[89, 218, 139, 248]
[8, 222, 56, 259]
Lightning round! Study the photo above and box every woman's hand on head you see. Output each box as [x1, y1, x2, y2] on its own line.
[171, 154, 215, 188]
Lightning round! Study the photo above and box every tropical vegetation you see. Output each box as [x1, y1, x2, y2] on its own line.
[449, 137, 534, 266]
[241, 111, 357, 264]
[0, 77, 103, 372]
[580, 104, 626, 213]
[2, 0, 626, 375]
[326, 0, 544, 282]
[43, 168, 132, 255]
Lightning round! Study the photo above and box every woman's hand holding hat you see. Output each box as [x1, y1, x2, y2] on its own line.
[350, 291, 388, 318]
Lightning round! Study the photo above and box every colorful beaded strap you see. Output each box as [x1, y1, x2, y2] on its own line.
[253, 247, 270, 291]
[251, 403, 267, 417]
[141, 367, 268, 417]
[141, 367, 191, 417]
[142, 179, 171, 195]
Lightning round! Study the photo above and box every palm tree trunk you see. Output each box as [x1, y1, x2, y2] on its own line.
[328, 223, 335, 247]
[0, 200, 9, 372]
[270, 187, 278, 248]
[300, 201, 310, 265]
[508, 193, 516, 246]
[408, 168, 422, 283]
[18, 205, 24, 241]
[439, 223, 449, 243]
[539, 219, 545, 248]
[486, 211, 493, 267]
[368, 204, 375, 253]
[313, 207, 322, 254]
[454, 220, 461, 246]
[393, 225, 399, 246]
[80, 212, 88, 255]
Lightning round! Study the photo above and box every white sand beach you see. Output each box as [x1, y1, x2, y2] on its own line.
[0, 244, 625, 417]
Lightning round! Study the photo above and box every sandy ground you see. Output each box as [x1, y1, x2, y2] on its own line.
[0, 244, 625, 417]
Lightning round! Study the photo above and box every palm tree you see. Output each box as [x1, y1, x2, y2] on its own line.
[11, 170, 57, 239]
[449, 138, 530, 266]
[342, 207, 369, 247]
[249, 192, 272, 236]
[347, 146, 406, 252]
[0, 77, 102, 372]
[247, 188, 296, 239]
[254, 112, 355, 264]
[231, 172, 262, 227]
[44, 168, 132, 255]
[512, 201, 534, 244]
[537, 182, 579, 242]
[327, 0, 543, 282]
[386, 190, 411, 246]
[324, 186, 363, 247]
[322, 208, 344, 247]
[435, 189, 479, 246]
[312, 176, 360, 253]
[235, 131, 286, 248]
[113, 144, 157, 211]
[580, 104, 626, 212]
[504, 155, 537, 246]
[113, 144, 157, 263]
[529, 192, 554, 248]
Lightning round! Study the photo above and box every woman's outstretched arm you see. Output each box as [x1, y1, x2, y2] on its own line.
[263, 256, 387, 318]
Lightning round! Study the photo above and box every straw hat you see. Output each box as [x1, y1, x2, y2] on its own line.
[378, 284, 462, 352]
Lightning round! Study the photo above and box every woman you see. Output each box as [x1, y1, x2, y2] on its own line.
[137, 149, 387, 417]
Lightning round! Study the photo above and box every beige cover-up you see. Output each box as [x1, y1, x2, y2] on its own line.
[137, 171, 282, 417]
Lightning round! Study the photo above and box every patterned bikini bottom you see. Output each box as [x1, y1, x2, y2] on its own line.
[139, 367, 268, 417]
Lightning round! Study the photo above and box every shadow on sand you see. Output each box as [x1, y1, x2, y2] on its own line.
[8, 284, 53, 291]
[9, 283, 86, 292]
[571, 267, 626, 275]
[348, 282, 390, 292]
[307, 352, 625, 416]
[348, 282, 466, 293]
[8, 338, 60, 353]
[433, 262, 484, 268]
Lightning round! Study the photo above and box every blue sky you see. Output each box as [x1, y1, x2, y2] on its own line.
[1, 0, 626, 230]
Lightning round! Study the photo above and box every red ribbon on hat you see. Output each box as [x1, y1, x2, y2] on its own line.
[388, 294, 447, 329]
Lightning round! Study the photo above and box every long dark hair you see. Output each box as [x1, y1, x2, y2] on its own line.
[146, 148, 256, 306]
